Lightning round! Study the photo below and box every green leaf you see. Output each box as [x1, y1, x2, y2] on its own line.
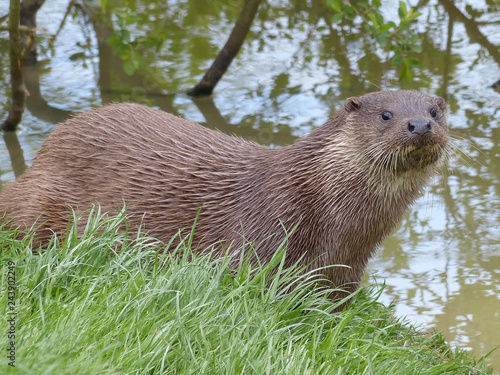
[376, 34, 387, 47]
[398, 1, 408, 19]
[134, 54, 146, 69]
[344, 6, 356, 17]
[123, 59, 136, 75]
[407, 11, 422, 21]
[384, 21, 397, 30]
[117, 45, 132, 59]
[116, 16, 124, 28]
[106, 35, 119, 48]
[367, 13, 380, 29]
[398, 59, 414, 81]
[398, 38, 409, 47]
[410, 44, 422, 53]
[358, 1, 369, 11]
[405, 65, 414, 81]
[125, 14, 139, 25]
[406, 57, 419, 67]
[398, 62, 408, 80]
[392, 54, 404, 66]
[376, 12, 385, 25]
[120, 29, 131, 43]
[326, 0, 342, 12]
[365, 24, 377, 35]
[331, 12, 344, 24]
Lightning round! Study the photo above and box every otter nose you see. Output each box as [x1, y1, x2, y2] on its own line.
[408, 119, 432, 136]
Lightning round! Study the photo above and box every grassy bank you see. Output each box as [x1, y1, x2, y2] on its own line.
[0, 209, 496, 374]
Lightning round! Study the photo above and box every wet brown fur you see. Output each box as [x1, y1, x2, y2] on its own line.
[0, 90, 448, 300]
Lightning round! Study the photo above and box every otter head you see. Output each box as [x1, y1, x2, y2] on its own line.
[343, 90, 448, 176]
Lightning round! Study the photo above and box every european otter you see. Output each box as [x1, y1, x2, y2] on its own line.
[0, 90, 448, 300]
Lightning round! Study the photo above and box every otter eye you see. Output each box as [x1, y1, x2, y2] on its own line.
[381, 111, 392, 121]
[430, 107, 437, 117]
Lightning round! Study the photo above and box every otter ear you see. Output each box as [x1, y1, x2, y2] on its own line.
[436, 96, 446, 112]
[344, 97, 362, 112]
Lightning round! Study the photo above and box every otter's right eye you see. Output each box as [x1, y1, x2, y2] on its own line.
[381, 111, 392, 121]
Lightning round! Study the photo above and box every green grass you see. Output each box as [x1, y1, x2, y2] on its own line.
[0, 208, 496, 374]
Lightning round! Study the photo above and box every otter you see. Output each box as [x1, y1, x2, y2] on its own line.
[0, 90, 448, 301]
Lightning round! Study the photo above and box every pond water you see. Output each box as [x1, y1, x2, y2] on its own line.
[1, 0, 499, 369]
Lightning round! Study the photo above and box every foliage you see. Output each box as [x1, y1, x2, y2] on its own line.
[100, 0, 423, 81]
[327, 0, 423, 81]
[0, 208, 495, 374]
[106, 12, 166, 75]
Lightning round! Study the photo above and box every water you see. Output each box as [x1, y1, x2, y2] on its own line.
[1, 0, 499, 369]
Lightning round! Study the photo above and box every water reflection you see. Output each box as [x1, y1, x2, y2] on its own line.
[2, 132, 26, 178]
[0, 0, 499, 369]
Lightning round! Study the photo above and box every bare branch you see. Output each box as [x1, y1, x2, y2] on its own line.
[2, 0, 28, 132]
[188, 0, 262, 97]
[0, 25, 33, 32]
